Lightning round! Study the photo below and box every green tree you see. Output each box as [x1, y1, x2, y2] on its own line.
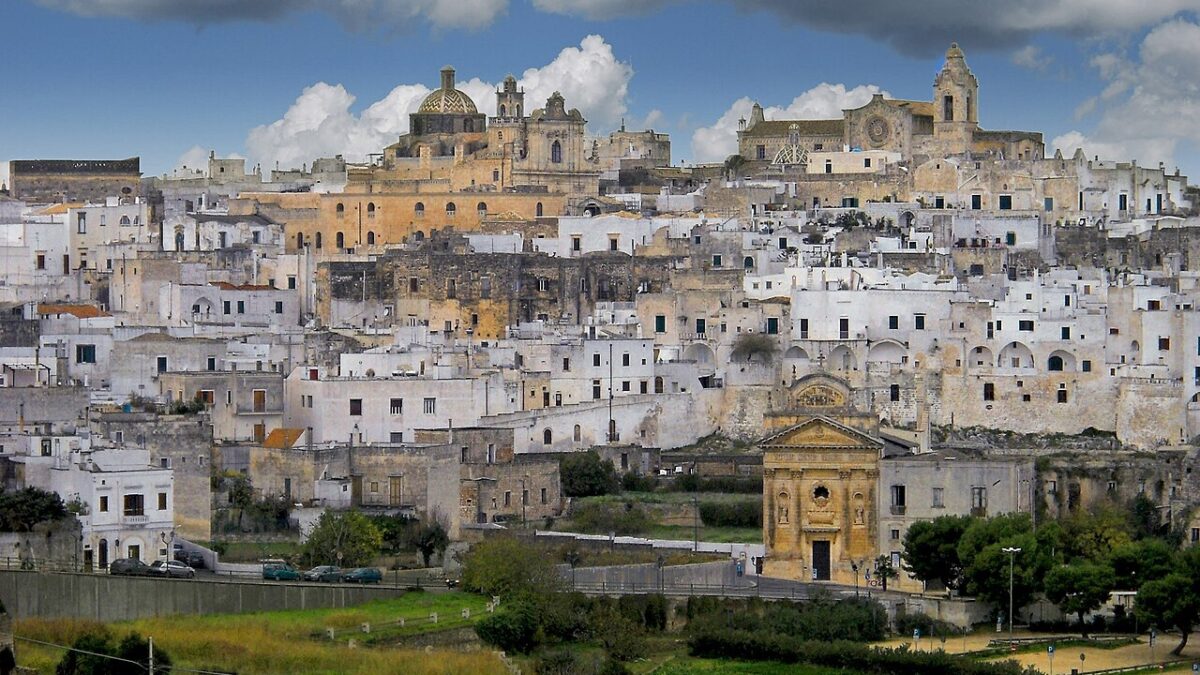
[1060, 503, 1132, 562]
[1129, 493, 1169, 540]
[722, 154, 746, 180]
[413, 520, 449, 568]
[589, 603, 646, 662]
[560, 451, 619, 498]
[0, 487, 68, 532]
[1137, 573, 1200, 655]
[460, 536, 562, 599]
[300, 510, 382, 567]
[1108, 539, 1175, 590]
[1043, 562, 1116, 637]
[901, 515, 972, 590]
[873, 554, 899, 592]
[474, 599, 541, 653]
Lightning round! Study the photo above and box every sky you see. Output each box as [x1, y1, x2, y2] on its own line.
[2, 0, 1200, 184]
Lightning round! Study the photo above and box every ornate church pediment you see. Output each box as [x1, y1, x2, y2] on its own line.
[788, 375, 852, 410]
[759, 416, 882, 451]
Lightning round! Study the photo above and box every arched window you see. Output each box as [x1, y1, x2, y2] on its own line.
[367, 202, 375, 217]
[516, 104, 522, 117]
[1048, 355, 1064, 371]
[335, 203, 345, 216]
[477, 202, 487, 217]
[315, 232, 323, 249]
[573, 424, 581, 442]
[654, 377, 664, 394]
[551, 140, 562, 164]
[500, 104, 507, 116]
[536, 202, 544, 218]
[296, 233, 304, 248]
[446, 202, 457, 217]
[744, 256, 754, 269]
[414, 202, 425, 218]
[119, 215, 131, 226]
[367, 231, 375, 245]
[336, 232, 345, 249]
[543, 428, 552, 445]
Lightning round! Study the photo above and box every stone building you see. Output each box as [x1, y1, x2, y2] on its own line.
[8, 158, 141, 204]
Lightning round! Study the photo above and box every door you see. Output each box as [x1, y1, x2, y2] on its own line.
[98, 539, 108, 569]
[812, 541, 831, 581]
[128, 544, 140, 562]
[253, 389, 266, 412]
[83, 549, 93, 572]
[389, 476, 403, 506]
[351, 476, 363, 506]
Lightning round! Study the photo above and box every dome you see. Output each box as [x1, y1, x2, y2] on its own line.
[417, 66, 479, 115]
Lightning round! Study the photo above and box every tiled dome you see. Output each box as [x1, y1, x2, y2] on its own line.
[417, 66, 478, 115]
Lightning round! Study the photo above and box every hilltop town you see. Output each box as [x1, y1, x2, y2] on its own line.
[3, 42, 1200, 672]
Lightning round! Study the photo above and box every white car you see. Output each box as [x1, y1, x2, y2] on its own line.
[149, 560, 196, 579]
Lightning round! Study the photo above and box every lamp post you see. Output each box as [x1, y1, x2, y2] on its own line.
[852, 561, 860, 598]
[1002, 546, 1022, 647]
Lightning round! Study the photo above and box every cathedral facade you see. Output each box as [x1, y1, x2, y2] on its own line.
[738, 44, 1044, 168]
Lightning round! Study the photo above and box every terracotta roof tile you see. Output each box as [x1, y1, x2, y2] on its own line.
[263, 428, 304, 449]
[36, 303, 110, 319]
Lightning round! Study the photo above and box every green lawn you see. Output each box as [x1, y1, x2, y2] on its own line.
[644, 524, 762, 544]
[580, 491, 760, 506]
[15, 591, 500, 675]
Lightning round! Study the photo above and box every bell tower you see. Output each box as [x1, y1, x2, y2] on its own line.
[496, 75, 524, 119]
[932, 43, 979, 153]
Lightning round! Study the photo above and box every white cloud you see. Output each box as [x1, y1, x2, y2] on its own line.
[1010, 45, 1051, 72]
[690, 83, 886, 163]
[35, 0, 507, 30]
[245, 35, 633, 171]
[1053, 18, 1200, 173]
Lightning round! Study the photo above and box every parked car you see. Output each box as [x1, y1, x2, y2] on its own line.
[174, 550, 205, 569]
[149, 560, 196, 579]
[303, 565, 342, 582]
[108, 558, 152, 576]
[342, 567, 382, 584]
[263, 562, 300, 581]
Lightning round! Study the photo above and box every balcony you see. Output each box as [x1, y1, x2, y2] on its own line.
[970, 506, 988, 518]
[890, 504, 906, 516]
[123, 514, 148, 524]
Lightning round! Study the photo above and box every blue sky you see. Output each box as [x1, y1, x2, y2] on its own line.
[2, 0, 1198, 180]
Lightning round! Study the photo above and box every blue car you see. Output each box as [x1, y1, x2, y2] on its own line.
[342, 567, 382, 584]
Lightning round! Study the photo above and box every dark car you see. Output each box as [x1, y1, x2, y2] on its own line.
[149, 560, 196, 579]
[342, 567, 382, 584]
[263, 562, 301, 581]
[303, 565, 342, 582]
[174, 549, 205, 569]
[109, 558, 153, 576]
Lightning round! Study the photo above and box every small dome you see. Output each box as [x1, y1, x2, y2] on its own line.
[946, 42, 965, 59]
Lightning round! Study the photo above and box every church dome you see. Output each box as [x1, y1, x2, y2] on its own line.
[417, 66, 478, 115]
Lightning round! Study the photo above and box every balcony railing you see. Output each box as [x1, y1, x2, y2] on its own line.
[890, 505, 906, 516]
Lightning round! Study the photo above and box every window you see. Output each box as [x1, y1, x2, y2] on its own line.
[336, 232, 344, 249]
[864, 158, 872, 168]
[767, 317, 779, 334]
[198, 390, 214, 405]
[158, 492, 167, 510]
[932, 487, 944, 508]
[609, 236, 619, 252]
[889, 384, 900, 402]
[541, 488, 547, 504]
[696, 318, 706, 335]
[888, 315, 898, 330]
[592, 380, 602, 400]
[157, 356, 168, 374]
[756, 145, 766, 160]
[315, 232, 324, 249]
[477, 202, 487, 217]
[654, 315, 666, 333]
[1082, 360, 1092, 372]
[423, 397, 436, 414]
[551, 141, 562, 163]
[1159, 337, 1171, 351]
[349, 399, 363, 416]
[593, 353, 601, 367]
[1048, 355, 1064, 371]
[207, 357, 216, 371]
[998, 195, 1013, 210]
[390, 398, 403, 415]
[914, 314, 925, 330]
[971, 194, 982, 210]
[336, 203, 345, 216]
[1018, 320, 1034, 332]
[800, 318, 808, 339]
[890, 485, 906, 507]
[447, 279, 457, 299]
[446, 202, 456, 217]
[543, 429, 552, 445]
[237, 301, 245, 315]
[504, 491, 511, 507]
[35, 254, 45, 270]
[1057, 387, 1068, 403]
[1005, 231, 1016, 246]
[274, 301, 283, 314]
[943, 95, 954, 121]
[622, 353, 630, 367]
[839, 318, 849, 339]
[1044, 197, 1054, 212]
[712, 254, 723, 267]
[75, 344, 96, 364]
[1061, 326, 1071, 340]
[983, 382, 995, 401]
[123, 494, 144, 517]
[415, 202, 425, 218]
[99, 496, 108, 512]
[223, 300, 231, 315]
[480, 277, 491, 299]
[971, 487, 987, 510]
[536, 202, 544, 217]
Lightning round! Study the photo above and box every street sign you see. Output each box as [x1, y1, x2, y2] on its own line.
[913, 629, 920, 640]
[1048, 645, 1055, 654]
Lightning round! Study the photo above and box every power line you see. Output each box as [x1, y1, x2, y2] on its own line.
[15, 635, 234, 674]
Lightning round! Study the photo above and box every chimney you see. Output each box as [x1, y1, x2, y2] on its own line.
[440, 66, 456, 90]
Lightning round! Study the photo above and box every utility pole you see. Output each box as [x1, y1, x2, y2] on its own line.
[148, 636, 154, 675]
[607, 342, 614, 442]
[692, 494, 699, 552]
[1002, 546, 1021, 647]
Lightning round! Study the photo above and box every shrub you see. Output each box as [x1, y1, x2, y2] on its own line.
[893, 612, 960, 640]
[620, 471, 657, 492]
[571, 501, 650, 536]
[698, 500, 762, 528]
[474, 600, 540, 653]
[560, 451, 619, 498]
[672, 475, 761, 494]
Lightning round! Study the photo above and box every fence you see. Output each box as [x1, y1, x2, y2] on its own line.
[321, 597, 499, 646]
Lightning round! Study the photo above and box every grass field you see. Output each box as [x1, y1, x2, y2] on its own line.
[643, 524, 762, 544]
[14, 591, 503, 675]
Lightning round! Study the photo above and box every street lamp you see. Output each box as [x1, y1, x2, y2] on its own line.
[1002, 546, 1022, 647]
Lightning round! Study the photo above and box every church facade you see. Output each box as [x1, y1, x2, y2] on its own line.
[738, 44, 1044, 169]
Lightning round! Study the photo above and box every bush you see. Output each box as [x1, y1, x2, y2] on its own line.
[893, 612, 960, 640]
[571, 501, 651, 536]
[620, 472, 657, 493]
[698, 500, 762, 528]
[560, 452, 619, 498]
[687, 595, 886, 643]
[475, 600, 541, 653]
[672, 474, 761, 494]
